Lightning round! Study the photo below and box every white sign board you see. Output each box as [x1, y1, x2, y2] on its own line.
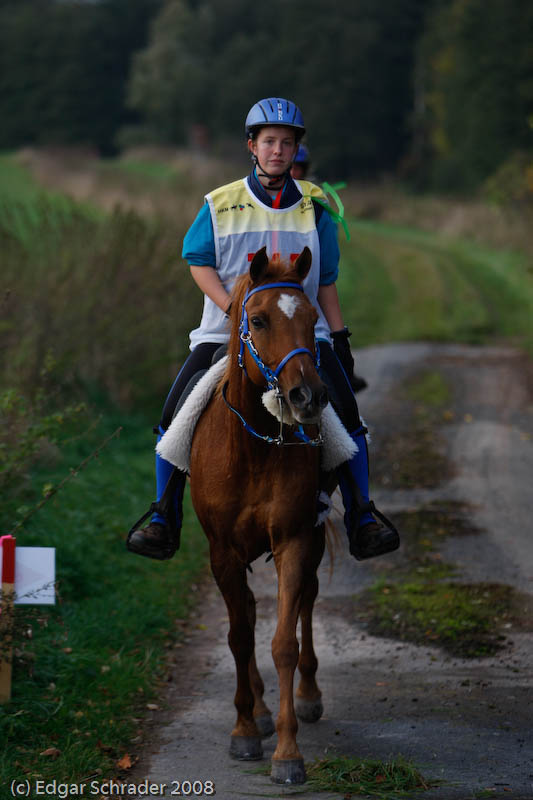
[0, 546, 56, 605]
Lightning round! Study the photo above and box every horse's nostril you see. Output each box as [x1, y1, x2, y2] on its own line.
[317, 385, 328, 409]
[289, 384, 312, 409]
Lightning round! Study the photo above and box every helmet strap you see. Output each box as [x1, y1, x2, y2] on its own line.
[252, 154, 291, 188]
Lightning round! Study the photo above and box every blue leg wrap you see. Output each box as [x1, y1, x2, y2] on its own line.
[152, 428, 185, 527]
[338, 426, 374, 531]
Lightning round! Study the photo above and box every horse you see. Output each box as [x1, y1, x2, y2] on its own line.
[188, 246, 331, 784]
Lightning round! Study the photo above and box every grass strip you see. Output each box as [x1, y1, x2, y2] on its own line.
[307, 754, 434, 797]
[339, 218, 533, 353]
[364, 577, 513, 658]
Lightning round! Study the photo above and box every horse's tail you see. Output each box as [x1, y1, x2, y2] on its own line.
[323, 488, 344, 579]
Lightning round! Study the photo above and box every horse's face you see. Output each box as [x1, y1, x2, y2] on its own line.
[243, 248, 328, 424]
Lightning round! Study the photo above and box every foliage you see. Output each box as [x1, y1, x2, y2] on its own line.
[0, 0, 162, 154]
[125, 0, 428, 178]
[483, 151, 533, 208]
[0, 383, 88, 496]
[0, 0, 531, 188]
[415, 0, 533, 190]
[0, 159, 200, 411]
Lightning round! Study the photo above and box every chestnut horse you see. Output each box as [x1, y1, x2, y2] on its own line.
[189, 246, 330, 784]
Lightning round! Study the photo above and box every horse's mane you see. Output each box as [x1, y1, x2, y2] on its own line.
[222, 259, 303, 388]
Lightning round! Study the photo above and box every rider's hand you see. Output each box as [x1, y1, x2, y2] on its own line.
[331, 327, 357, 391]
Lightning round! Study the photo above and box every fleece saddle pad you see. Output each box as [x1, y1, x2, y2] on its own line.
[156, 356, 358, 473]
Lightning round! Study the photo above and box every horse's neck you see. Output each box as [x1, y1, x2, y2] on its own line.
[225, 367, 279, 437]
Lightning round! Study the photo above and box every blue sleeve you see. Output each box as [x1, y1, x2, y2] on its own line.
[316, 204, 340, 285]
[181, 203, 216, 266]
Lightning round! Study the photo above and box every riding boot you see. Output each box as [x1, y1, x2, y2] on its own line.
[337, 426, 400, 560]
[126, 429, 185, 560]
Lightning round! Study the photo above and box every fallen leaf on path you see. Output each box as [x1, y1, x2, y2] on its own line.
[117, 753, 133, 769]
[40, 747, 61, 758]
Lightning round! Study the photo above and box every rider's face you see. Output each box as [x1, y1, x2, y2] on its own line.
[249, 126, 298, 177]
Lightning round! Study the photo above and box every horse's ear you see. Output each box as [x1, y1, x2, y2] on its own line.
[294, 247, 312, 281]
[249, 246, 269, 283]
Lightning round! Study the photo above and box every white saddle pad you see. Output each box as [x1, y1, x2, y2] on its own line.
[156, 356, 358, 473]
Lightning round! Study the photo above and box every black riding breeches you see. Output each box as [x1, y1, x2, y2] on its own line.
[159, 342, 221, 431]
[318, 340, 361, 431]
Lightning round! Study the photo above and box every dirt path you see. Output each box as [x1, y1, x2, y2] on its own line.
[128, 343, 533, 800]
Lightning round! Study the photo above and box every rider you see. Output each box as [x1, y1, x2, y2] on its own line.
[290, 143, 311, 180]
[127, 97, 399, 562]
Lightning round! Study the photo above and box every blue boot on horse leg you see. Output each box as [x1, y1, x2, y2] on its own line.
[318, 338, 400, 560]
[337, 425, 399, 560]
[126, 438, 185, 560]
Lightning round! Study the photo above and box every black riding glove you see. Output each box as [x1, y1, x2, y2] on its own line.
[331, 327, 357, 391]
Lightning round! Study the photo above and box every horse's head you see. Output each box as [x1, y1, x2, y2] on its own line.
[234, 246, 328, 425]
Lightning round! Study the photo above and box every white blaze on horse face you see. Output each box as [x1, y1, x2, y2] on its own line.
[278, 293, 300, 319]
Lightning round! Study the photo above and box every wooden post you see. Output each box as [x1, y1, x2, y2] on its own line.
[0, 535, 16, 704]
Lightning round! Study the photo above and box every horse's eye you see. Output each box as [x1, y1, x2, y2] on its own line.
[250, 316, 264, 329]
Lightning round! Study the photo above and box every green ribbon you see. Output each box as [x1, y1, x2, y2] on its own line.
[303, 181, 350, 241]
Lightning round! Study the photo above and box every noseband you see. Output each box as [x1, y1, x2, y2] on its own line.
[222, 281, 323, 447]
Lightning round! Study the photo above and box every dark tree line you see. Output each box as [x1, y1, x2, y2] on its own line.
[0, 0, 162, 154]
[0, 0, 531, 190]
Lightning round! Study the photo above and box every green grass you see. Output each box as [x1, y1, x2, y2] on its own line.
[339, 218, 533, 353]
[306, 754, 434, 797]
[0, 410, 209, 788]
[365, 577, 513, 657]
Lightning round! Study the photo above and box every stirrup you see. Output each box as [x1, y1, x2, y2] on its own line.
[348, 502, 400, 560]
[125, 501, 181, 554]
[126, 467, 183, 553]
[338, 463, 400, 560]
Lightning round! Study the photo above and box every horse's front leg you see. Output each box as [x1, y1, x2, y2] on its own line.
[295, 558, 324, 723]
[210, 548, 263, 761]
[249, 653, 275, 738]
[271, 539, 318, 785]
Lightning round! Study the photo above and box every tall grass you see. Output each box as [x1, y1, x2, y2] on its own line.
[1, 168, 201, 409]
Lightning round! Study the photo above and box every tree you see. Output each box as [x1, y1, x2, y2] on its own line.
[127, 0, 427, 178]
[0, 0, 162, 152]
[416, 0, 533, 190]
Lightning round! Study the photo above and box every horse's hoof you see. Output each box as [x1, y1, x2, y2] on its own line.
[271, 758, 307, 784]
[255, 713, 275, 738]
[229, 735, 263, 761]
[295, 696, 323, 723]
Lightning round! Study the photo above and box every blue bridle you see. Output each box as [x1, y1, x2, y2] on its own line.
[238, 281, 320, 389]
[222, 280, 323, 447]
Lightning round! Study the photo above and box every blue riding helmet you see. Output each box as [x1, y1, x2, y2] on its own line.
[245, 98, 305, 139]
[294, 144, 310, 164]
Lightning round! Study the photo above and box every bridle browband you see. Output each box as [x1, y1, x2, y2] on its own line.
[222, 280, 323, 447]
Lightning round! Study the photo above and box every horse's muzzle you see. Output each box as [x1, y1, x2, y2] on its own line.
[288, 381, 328, 423]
